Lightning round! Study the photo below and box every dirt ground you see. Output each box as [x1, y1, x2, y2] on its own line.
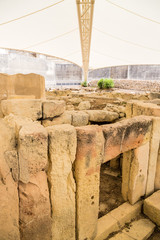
[99, 162, 125, 218]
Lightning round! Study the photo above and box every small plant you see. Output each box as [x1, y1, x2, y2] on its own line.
[97, 78, 114, 89]
[97, 78, 104, 89]
[81, 81, 87, 87]
[103, 78, 114, 88]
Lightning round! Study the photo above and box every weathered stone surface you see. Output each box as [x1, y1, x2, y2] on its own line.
[122, 150, 133, 201]
[75, 125, 104, 240]
[86, 110, 119, 122]
[146, 117, 160, 196]
[42, 100, 66, 119]
[102, 116, 152, 163]
[78, 101, 91, 110]
[133, 101, 160, 117]
[19, 171, 52, 240]
[1, 99, 42, 120]
[42, 111, 72, 127]
[122, 219, 155, 240]
[18, 122, 48, 183]
[144, 190, 160, 226]
[0, 119, 20, 240]
[72, 111, 89, 126]
[128, 143, 150, 204]
[4, 114, 33, 138]
[47, 124, 77, 240]
[4, 150, 18, 182]
[155, 147, 160, 190]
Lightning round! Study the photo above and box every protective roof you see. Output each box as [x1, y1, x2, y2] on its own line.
[0, 0, 160, 69]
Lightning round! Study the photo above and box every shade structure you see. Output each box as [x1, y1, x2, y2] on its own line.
[0, 0, 160, 70]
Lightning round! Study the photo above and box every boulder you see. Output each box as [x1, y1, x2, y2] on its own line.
[42, 100, 65, 119]
[72, 111, 89, 126]
[86, 110, 119, 122]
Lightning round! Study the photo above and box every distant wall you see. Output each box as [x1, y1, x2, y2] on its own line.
[88, 65, 160, 81]
[0, 49, 82, 89]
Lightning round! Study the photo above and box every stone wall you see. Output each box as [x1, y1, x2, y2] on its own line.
[0, 97, 160, 239]
[88, 64, 160, 81]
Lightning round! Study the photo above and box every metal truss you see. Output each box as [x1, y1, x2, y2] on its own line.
[76, 0, 95, 81]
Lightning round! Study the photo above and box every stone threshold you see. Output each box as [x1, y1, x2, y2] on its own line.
[95, 201, 142, 240]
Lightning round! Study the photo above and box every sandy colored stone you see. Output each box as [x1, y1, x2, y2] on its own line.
[155, 148, 160, 190]
[146, 117, 160, 196]
[1, 99, 42, 120]
[42, 111, 72, 127]
[75, 125, 104, 240]
[4, 150, 18, 182]
[133, 101, 160, 117]
[18, 122, 48, 183]
[102, 116, 152, 163]
[128, 142, 150, 204]
[19, 171, 52, 240]
[78, 101, 91, 110]
[47, 124, 77, 240]
[4, 113, 33, 138]
[95, 213, 119, 240]
[144, 190, 160, 226]
[110, 201, 142, 228]
[122, 150, 133, 201]
[42, 100, 66, 119]
[0, 119, 20, 240]
[72, 111, 89, 126]
[122, 219, 155, 240]
[86, 110, 119, 122]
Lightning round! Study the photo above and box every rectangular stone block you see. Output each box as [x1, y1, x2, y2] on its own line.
[86, 110, 119, 122]
[0, 119, 20, 240]
[72, 111, 89, 126]
[128, 142, 150, 204]
[75, 125, 104, 240]
[19, 171, 52, 240]
[42, 111, 72, 127]
[102, 116, 152, 163]
[144, 190, 160, 226]
[47, 124, 77, 240]
[18, 122, 48, 183]
[146, 117, 160, 196]
[42, 100, 66, 119]
[1, 99, 42, 120]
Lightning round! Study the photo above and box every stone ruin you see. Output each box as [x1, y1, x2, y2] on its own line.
[0, 73, 160, 240]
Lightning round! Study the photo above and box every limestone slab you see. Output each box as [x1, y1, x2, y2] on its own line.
[75, 125, 104, 240]
[128, 142, 150, 204]
[1, 99, 42, 120]
[19, 171, 52, 240]
[18, 122, 48, 183]
[144, 190, 160, 226]
[86, 110, 119, 122]
[42, 111, 72, 127]
[42, 100, 65, 119]
[72, 111, 89, 126]
[47, 124, 77, 240]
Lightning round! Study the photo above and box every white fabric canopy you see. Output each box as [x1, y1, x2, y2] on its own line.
[0, 0, 160, 69]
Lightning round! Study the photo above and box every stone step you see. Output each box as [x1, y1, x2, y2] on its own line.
[109, 218, 155, 240]
[95, 201, 142, 240]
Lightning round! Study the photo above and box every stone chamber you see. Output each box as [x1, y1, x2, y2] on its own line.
[0, 73, 160, 240]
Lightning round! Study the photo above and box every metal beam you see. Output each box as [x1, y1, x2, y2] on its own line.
[76, 0, 95, 81]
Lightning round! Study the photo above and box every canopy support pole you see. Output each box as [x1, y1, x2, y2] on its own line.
[76, 0, 95, 82]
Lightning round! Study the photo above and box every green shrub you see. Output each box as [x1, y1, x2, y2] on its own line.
[97, 78, 104, 89]
[81, 81, 87, 87]
[103, 78, 114, 88]
[97, 78, 114, 89]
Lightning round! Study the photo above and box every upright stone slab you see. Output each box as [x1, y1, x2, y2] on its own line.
[155, 148, 160, 190]
[1, 99, 42, 120]
[19, 171, 52, 240]
[0, 119, 20, 240]
[146, 117, 160, 195]
[47, 124, 77, 240]
[18, 122, 48, 183]
[128, 142, 150, 204]
[75, 125, 104, 240]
